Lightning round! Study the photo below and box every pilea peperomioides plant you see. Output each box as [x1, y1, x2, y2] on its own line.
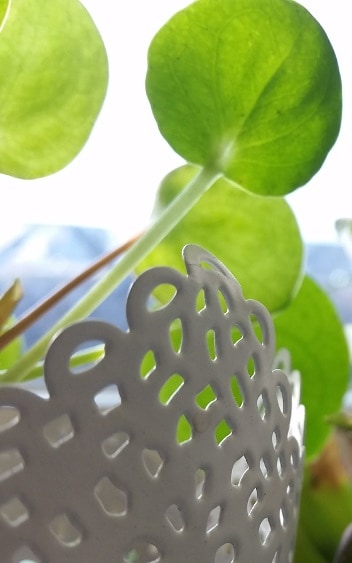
[0, 0, 350, 560]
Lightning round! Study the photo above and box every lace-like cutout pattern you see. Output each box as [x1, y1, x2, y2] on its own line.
[0, 245, 304, 563]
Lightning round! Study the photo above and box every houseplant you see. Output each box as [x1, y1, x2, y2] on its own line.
[0, 0, 350, 560]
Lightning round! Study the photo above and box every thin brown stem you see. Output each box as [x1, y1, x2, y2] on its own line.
[0, 231, 142, 351]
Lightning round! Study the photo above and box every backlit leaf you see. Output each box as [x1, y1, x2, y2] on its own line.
[138, 165, 303, 313]
[0, 0, 108, 178]
[0, 0, 9, 27]
[146, 0, 341, 195]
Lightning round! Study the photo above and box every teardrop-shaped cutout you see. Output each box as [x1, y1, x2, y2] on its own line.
[102, 432, 130, 458]
[94, 477, 127, 517]
[231, 455, 249, 487]
[123, 541, 161, 563]
[148, 284, 177, 310]
[215, 543, 235, 563]
[206, 504, 222, 533]
[49, 513, 82, 547]
[142, 448, 164, 478]
[0, 405, 20, 432]
[166, 504, 185, 532]
[70, 340, 105, 375]
[140, 350, 157, 379]
[159, 374, 184, 405]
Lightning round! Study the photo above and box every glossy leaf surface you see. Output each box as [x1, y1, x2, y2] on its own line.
[146, 0, 342, 195]
[0, 0, 108, 178]
[138, 165, 303, 313]
[274, 276, 349, 458]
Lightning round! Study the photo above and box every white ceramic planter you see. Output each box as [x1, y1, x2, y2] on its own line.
[0, 245, 304, 563]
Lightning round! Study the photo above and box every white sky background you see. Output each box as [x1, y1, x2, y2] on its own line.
[1, 0, 351, 245]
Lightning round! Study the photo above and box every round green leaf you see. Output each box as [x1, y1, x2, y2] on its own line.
[0, 0, 108, 178]
[274, 276, 349, 458]
[146, 0, 342, 195]
[137, 164, 303, 313]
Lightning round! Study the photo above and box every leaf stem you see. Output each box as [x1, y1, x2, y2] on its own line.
[5, 164, 221, 382]
[0, 232, 141, 351]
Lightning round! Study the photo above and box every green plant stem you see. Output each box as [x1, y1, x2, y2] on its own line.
[5, 164, 221, 382]
[0, 232, 140, 351]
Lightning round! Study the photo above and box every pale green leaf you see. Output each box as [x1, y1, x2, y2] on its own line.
[0, 0, 9, 27]
[0, 0, 108, 178]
